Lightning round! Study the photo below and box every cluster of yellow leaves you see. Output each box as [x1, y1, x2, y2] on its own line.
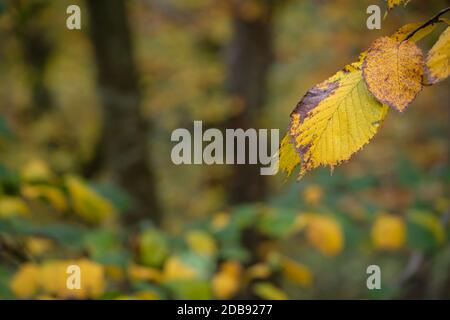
[279, 19, 450, 178]
[10, 259, 105, 299]
[371, 213, 406, 250]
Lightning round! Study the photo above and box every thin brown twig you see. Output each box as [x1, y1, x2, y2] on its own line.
[402, 6, 450, 42]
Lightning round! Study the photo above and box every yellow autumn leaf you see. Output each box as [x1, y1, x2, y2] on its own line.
[306, 215, 344, 256]
[0, 196, 29, 217]
[212, 261, 241, 299]
[280, 256, 313, 287]
[425, 27, 450, 85]
[185, 230, 217, 256]
[253, 282, 288, 300]
[10, 263, 40, 298]
[284, 64, 388, 177]
[386, 0, 411, 11]
[363, 36, 424, 112]
[65, 175, 116, 224]
[371, 213, 406, 250]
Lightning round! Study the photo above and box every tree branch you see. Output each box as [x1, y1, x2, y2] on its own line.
[403, 6, 450, 42]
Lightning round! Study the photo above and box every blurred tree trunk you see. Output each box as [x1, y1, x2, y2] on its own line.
[11, 0, 54, 118]
[86, 0, 161, 225]
[224, 1, 278, 299]
[224, 0, 275, 204]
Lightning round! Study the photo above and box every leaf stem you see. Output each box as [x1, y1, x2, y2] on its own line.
[403, 6, 450, 42]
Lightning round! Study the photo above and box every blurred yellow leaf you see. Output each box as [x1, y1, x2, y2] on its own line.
[245, 263, 271, 281]
[139, 229, 169, 268]
[11, 259, 104, 299]
[435, 197, 450, 213]
[372, 213, 406, 250]
[210, 211, 230, 231]
[186, 230, 217, 256]
[21, 159, 53, 182]
[65, 175, 115, 224]
[292, 212, 314, 232]
[212, 261, 241, 299]
[10, 263, 40, 298]
[280, 256, 313, 287]
[0, 196, 29, 218]
[128, 263, 162, 283]
[25, 237, 54, 256]
[253, 282, 288, 300]
[104, 265, 125, 282]
[76, 259, 105, 298]
[162, 256, 198, 281]
[133, 290, 160, 300]
[22, 184, 67, 212]
[425, 27, 450, 85]
[302, 184, 323, 205]
[306, 215, 344, 256]
[40, 259, 105, 299]
[409, 211, 445, 244]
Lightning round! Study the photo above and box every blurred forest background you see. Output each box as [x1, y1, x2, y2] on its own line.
[0, 0, 449, 300]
